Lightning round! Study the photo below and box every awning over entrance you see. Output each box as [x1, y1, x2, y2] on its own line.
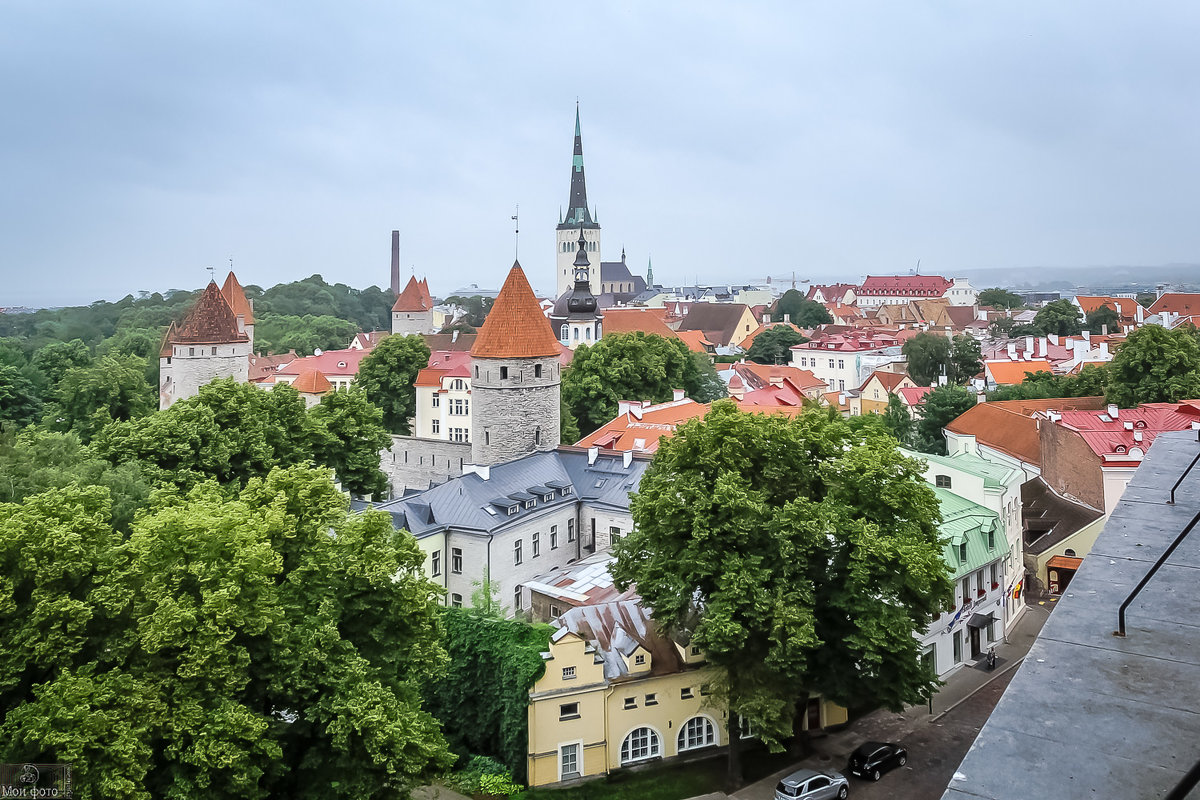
[1047, 555, 1084, 571]
[967, 612, 996, 629]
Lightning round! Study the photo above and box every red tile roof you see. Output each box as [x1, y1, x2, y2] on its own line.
[414, 350, 473, 387]
[172, 281, 249, 345]
[291, 369, 333, 394]
[1148, 293, 1200, 316]
[391, 275, 433, 312]
[471, 263, 563, 359]
[1074, 296, 1139, 321]
[945, 396, 1107, 466]
[275, 347, 369, 378]
[1055, 403, 1200, 464]
[858, 275, 952, 297]
[221, 271, 254, 324]
[898, 386, 933, 407]
[600, 309, 680, 341]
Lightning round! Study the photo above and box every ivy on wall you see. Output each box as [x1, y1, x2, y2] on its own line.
[424, 609, 553, 781]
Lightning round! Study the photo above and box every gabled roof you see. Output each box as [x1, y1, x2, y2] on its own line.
[676, 303, 753, 347]
[1074, 295, 1138, 320]
[171, 281, 249, 345]
[392, 275, 434, 313]
[1148, 293, 1200, 316]
[859, 370, 913, 394]
[554, 600, 686, 680]
[858, 275, 953, 297]
[674, 330, 714, 353]
[414, 350, 473, 387]
[275, 347, 369, 378]
[945, 396, 1107, 467]
[1054, 403, 1200, 465]
[600, 309, 680, 341]
[247, 351, 296, 383]
[576, 398, 710, 452]
[898, 385, 933, 407]
[290, 369, 333, 394]
[220, 271, 254, 324]
[471, 263, 562, 359]
[985, 359, 1054, 385]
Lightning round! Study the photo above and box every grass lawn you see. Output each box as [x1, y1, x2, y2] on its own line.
[518, 745, 797, 800]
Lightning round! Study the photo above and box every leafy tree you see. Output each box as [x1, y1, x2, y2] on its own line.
[559, 396, 581, 444]
[0, 365, 42, 428]
[45, 354, 155, 442]
[881, 392, 914, 446]
[611, 403, 950, 789]
[950, 335, 983, 383]
[1032, 300, 1083, 337]
[309, 387, 391, 498]
[1106, 324, 1200, 406]
[988, 316, 1017, 338]
[913, 385, 977, 454]
[977, 288, 1024, 310]
[253, 313, 360, 356]
[772, 290, 833, 327]
[901, 332, 951, 386]
[1136, 291, 1158, 308]
[32, 338, 92, 386]
[745, 325, 807, 365]
[987, 366, 1109, 402]
[562, 332, 719, 435]
[423, 610, 551, 781]
[0, 468, 453, 799]
[356, 335, 431, 435]
[1084, 303, 1121, 334]
[685, 351, 729, 404]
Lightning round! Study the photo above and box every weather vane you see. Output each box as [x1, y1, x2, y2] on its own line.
[207, 265, 215, 282]
[512, 204, 520, 260]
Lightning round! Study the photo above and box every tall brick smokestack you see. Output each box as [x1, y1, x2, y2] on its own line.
[390, 230, 400, 296]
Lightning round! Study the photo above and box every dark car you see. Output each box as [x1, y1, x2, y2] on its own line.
[847, 741, 907, 781]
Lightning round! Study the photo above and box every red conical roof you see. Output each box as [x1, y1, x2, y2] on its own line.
[392, 275, 433, 312]
[471, 262, 562, 359]
[172, 282, 249, 344]
[221, 271, 254, 324]
[159, 321, 177, 357]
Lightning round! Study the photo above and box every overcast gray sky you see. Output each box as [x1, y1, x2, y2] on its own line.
[3, 2, 1199, 307]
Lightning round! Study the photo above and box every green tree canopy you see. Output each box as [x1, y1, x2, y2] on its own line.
[44, 354, 155, 442]
[1106, 324, 1200, 406]
[0, 467, 452, 799]
[772, 290, 834, 327]
[977, 288, 1024, 310]
[32, 338, 93, 387]
[1032, 300, 1084, 337]
[562, 332, 725, 435]
[913, 384, 977, 454]
[881, 392, 915, 446]
[252, 313, 361, 356]
[0, 365, 42, 428]
[611, 403, 951, 787]
[901, 332, 952, 386]
[745, 325, 808, 365]
[443, 296, 494, 328]
[356, 335, 431, 435]
[1084, 303, 1121, 334]
[986, 366, 1110, 402]
[950, 334, 984, 383]
[309, 387, 392, 498]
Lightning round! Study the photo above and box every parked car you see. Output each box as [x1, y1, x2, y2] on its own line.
[774, 767, 849, 799]
[847, 741, 907, 781]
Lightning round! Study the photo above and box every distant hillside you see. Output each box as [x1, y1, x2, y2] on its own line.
[948, 263, 1200, 294]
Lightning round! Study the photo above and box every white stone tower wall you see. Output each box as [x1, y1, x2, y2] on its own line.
[166, 341, 251, 407]
[556, 227, 601, 298]
[470, 354, 561, 466]
[392, 310, 434, 336]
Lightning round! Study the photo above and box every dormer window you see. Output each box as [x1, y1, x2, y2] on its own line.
[524, 500, 535, 509]
[959, 541, 968, 562]
[936, 475, 952, 489]
[507, 505, 518, 516]
[1115, 445, 1126, 454]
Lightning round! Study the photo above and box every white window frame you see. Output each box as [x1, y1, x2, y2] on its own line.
[619, 726, 662, 765]
[677, 715, 718, 752]
[558, 740, 583, 782]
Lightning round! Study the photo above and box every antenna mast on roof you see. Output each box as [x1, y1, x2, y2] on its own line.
[915, 258, 921, 275]
[512, 204, 520, 260]
[206, 265, 215, 283]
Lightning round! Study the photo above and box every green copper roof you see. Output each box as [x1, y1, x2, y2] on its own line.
[905, 448, 1019, 490]
[934, 486, 1002, 579]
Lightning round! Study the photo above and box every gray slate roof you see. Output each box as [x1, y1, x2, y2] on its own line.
[359, 449, 650, 538]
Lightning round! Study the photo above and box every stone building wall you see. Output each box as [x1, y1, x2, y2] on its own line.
[161, 342, 250, 408]
[470, 354, 561, 466]
[391, 310, 433, 336]
[382, 435, 471, 495]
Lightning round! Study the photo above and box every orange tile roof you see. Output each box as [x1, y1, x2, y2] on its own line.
[674, 329, 714, 353]
[290, 369, 333, 394]
[1148, 293, 1200, 316]
[392, 275, 433, 312]
[577, 398, 811, 452]
[601, 309, 680, 341]
[945, 396, 1107, 466]
[985, 359, 1054, 385]
[1075, 296, 1137, 319]
[221, 271, 254, 324]
[471, 263, 563, 359]
[172, 282, 249, 345]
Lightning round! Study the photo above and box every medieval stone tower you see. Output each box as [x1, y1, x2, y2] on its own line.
[555, 104, 601, 299]
[550, 227, 603, 349]
[470, 262, 562, 466]
[391, 274, 434, 335]
[158, 277, 252, 409]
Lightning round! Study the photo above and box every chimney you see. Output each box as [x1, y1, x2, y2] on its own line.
[618, 400, 632, 417]
[784, 314, 791, 324]
[588, 447, 599, 466]
[673, 388, 686, 402]
[1123, 421, 1133, 431]
[390, 230, 400, 296]
[1108, 404, 1119, 419]
[1039, 337, 1048, 357]
[1133, 430, 1144, 443]
[1007, 342, 1018, 360]
[1083, 330, 1091, 344]
[1048, 333, 1059, 346]
[622, 450, 633, 468]
[762, 313, 770, 325]
[769, 369, 783, 388]
[1025, 335, 1034, 354]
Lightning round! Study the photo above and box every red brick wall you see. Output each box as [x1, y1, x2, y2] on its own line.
[1040, 423, 1104, 510]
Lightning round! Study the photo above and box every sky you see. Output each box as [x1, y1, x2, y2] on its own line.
[3, 2, 1200, 307]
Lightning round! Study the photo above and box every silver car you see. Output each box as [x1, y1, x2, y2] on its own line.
[774, 767, 849, 800]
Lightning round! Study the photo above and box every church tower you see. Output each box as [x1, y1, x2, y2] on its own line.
[470, 263, 563, 466]
[550, 227, 603, 349]
[555, 104, 600, 298]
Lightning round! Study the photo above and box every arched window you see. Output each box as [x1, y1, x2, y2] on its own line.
[619, 727, 661, 764]
[677, 716, 716, 752]
[560, 324, 569, 341]
[1064, 548, 1076, 557]
[585, 328, 591, 341]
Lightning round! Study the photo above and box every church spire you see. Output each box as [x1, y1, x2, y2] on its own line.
[560, 103, 595, 228]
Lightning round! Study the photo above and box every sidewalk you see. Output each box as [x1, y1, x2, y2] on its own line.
[703, 600, 1055, 800]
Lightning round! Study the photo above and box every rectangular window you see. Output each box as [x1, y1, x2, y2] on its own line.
[431, 419, 440, 435]
[560, 743, 579, 778]
[432, 395, 440, 408]
[690, 645, 701, 656]
[534, 364, 542, 378]
[990, 563, 998, 588]
[681, 687, 694, 699]
[828, 358, 835, 368]
[550, 525, 559, 550]
[500, 366, 509, 379]
[452, 548, 463, 573]
[988, 529, 996, 550]
[568, 519, 575, 542]
[838, 359, 844, 369]
[986, 619, 996, 643]
[562, 666, 576, 681]
[514, 586, 522, 610]
[623, 697, 636, 710]
[645, 693, 658, 706]
[959, 542, 968, 563]
[189, 347, 195, 356]
[559, 702, 580, 720]
[838, 380, 845, 391]
[961, 577, 971, 604]
[977, 571, 985, 593]
[514, 539, 522, 565]
[212, 346, 217, 355]
[936, 474, 952, 488]
[634, 654, 645, 665]
[532, 532, 541, 558]
[550, 604, 561, 618]
[953, 631, 963, 663]
[431, 550, 441, 576]
[451, 593, 463, 608]
[609, 526, 620, 543]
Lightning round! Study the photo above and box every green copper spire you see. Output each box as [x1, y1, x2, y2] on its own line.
[646, 256, 654, 286]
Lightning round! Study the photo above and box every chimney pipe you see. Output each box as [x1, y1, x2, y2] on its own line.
[390, 230, 401, 296]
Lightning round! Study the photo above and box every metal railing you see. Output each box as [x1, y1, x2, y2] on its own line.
[1169, 448, 1200, 504]
[1114, 508, 1200, 637]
